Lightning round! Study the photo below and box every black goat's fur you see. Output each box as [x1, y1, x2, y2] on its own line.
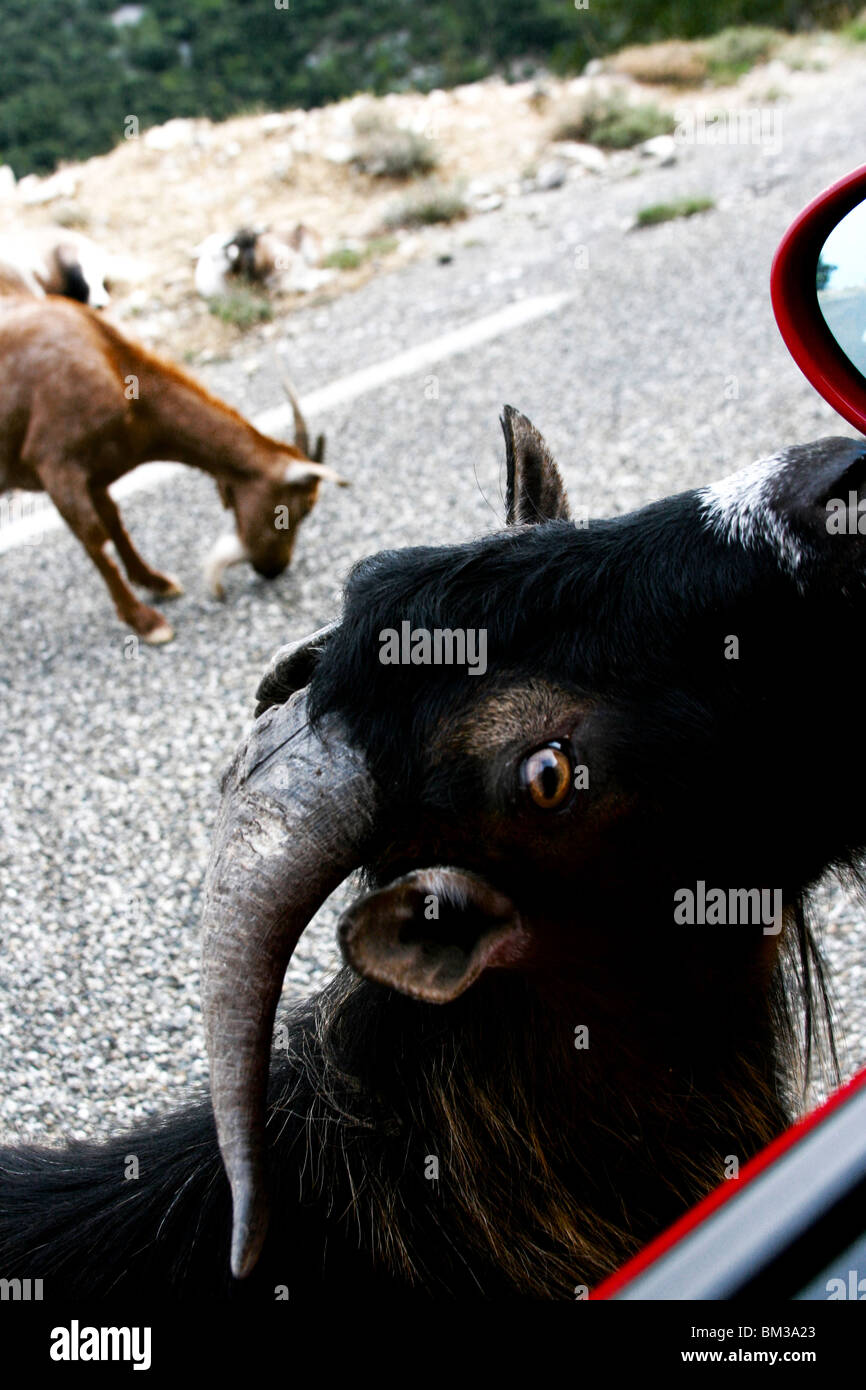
[2, 436, 865, 1299]
[0, 927, 836, 1300]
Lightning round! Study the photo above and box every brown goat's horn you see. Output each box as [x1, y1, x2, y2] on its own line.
[281, 374, 310, 457]
[201, 686, 375, 1278]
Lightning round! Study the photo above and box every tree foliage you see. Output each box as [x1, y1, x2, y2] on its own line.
[0, 0, 840, 176]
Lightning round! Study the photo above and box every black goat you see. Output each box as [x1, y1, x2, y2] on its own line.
[2, 410, 865, 1300]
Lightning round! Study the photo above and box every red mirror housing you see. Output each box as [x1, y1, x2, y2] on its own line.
[771, 162, 866, 437]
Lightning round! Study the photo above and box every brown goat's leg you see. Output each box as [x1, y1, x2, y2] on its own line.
[36, 464, 174, 643]
[90, 485, 184, 597]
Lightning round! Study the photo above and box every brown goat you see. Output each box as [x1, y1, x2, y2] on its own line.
[0, 296, 345, 641]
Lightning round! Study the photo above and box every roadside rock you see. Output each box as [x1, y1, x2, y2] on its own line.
[16, 168, 78, 205]
[323, 141, 354, 165]
[638, 134, 678, 166]
[534, 159, 568, 191]
[551, 141, 608, 173]
[143, 118, 209, 152]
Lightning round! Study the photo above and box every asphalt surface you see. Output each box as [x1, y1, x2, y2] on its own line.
[2, 66, 866, 1143]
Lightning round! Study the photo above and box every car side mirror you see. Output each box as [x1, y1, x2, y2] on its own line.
[772, 162, 866, 437]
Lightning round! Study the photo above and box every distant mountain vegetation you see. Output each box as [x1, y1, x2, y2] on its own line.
[0, 0, 837, 176]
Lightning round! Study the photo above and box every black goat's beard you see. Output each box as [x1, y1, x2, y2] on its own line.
[267, 890, 837, 1299]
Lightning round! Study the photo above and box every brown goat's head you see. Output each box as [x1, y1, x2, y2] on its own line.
[202, 407, 866, 1276]
[205, 382, 345, 597]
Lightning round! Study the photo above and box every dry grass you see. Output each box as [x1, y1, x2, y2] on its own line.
[607, 27, 784, 89]
[608, 40, 710, 86]
[351, 110, 438, 179]
[383, 182, 467, 229]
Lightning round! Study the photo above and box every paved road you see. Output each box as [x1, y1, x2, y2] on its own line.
[2, 66, 865, 1142]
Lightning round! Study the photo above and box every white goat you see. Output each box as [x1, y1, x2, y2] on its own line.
[0, 226, 111, 306]
[193, 224, 329, 299]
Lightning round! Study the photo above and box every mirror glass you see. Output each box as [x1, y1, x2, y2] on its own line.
[817, 200, 866, 379]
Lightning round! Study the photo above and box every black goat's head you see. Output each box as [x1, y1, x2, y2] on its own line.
[202, 409, 866, 1277]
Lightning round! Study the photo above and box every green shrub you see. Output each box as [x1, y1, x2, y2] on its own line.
[352, 110, 438, 179]
[207, 288, 273, 329]
[553, 91, 676, 149]
[53, 204, 90, 230]
[323, 237, 399, 269]
[365, 235, 399, 257]
[843, 9, 866, 41]
[383, 183, 467, 228]
[704, 26, 781, 82]
[322, 246, 365, 271]
[635, 195, 715, 227]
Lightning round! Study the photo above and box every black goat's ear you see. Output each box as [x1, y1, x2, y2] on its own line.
[339, 868, 529, 1003]
[705, 438, 866, 576]
[501, 405, 571, 526]
[764, 437, 866, 527]
[254, 620, 338, 717]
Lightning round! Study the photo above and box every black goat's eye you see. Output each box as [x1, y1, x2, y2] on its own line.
[520, 744, 573, 810]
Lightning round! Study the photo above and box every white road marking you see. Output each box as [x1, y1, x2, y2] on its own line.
[0, 292, 571, 554]
[257, 291, 572, 430]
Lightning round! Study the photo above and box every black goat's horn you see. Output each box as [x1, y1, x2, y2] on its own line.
[201, 686, 375, 1278]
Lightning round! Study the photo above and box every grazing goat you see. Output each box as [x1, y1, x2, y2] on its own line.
[2, 410, 864, 1299]
[194, 224, 327, 300]
[0, 296, 344, 641]
[0, 226, 111, 307]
